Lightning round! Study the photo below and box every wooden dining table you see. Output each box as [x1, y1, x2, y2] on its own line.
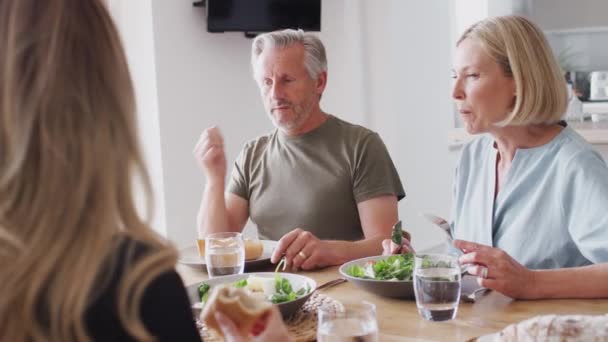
[178, 263, 608, 341]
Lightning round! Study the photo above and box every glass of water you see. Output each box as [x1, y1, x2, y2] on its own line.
[317, 301, 378, 342]
[414, 253, 462, 322]
[205, 232, 245, 278]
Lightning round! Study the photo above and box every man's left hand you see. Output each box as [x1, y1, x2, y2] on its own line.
[270, 228, 334, 270]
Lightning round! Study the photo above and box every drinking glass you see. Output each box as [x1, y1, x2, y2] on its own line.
[204, 232, 245, 278]
[317, 301, 378, 342]
[414, 253, 462, 322]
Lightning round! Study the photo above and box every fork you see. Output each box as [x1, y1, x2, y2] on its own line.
[316, 278, 347, 291]
[460, 287, 490, 303]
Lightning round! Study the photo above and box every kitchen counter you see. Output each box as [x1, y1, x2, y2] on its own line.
[449, 121, 608, 149]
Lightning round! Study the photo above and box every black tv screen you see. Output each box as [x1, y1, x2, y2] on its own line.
[206, 0, 321, 33]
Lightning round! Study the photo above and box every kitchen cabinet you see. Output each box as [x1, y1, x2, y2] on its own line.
[448, 98, 608, 150]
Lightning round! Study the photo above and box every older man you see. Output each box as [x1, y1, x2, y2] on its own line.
[194, 29, 406, 270]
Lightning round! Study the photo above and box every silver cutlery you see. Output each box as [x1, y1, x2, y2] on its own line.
[420, 213, 453, 240]
[460, 287, 490, 303]
[316, 278, 347, 291]
[420, 212, 469, 273]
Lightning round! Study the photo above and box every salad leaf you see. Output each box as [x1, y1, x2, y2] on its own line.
[196, 257, 312, 307]
[391, 220, 403, 246]
[270, 256, 311, 304]
[276, 277, 293, 294]
[347, 254, 414, 281]
[345, 264, 372, 279]
[198, 283, 211, 304]
[234, 279, 248, 288]
[296, 283, 311, 296]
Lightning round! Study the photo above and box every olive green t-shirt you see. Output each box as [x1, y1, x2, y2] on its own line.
[228, 115, 405, 241]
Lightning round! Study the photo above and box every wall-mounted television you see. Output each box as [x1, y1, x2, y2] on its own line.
[204, 0, 321, 34]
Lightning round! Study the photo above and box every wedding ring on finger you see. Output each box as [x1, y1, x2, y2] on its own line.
[480, 266, 488, 279]
[298, 251, 308, 259]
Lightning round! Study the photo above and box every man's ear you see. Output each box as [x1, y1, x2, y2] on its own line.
[315, 71, 327, 96]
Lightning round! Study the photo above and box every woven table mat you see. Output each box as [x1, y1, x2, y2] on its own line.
[197, 292, 342, 342]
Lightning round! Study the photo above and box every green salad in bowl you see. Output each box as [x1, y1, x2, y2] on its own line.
[187, 258, 316, 318]
[339, 254, 416, 299]
[345, 254, 414, 281]
[196, 272, 312, 306]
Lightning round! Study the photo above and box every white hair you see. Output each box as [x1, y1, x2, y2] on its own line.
[251, 29, 327, 80]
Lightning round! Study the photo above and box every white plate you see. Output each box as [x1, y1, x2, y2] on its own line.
[178, 240, 278, 270]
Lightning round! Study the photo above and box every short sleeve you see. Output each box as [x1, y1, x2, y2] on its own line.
[563, 150, 608, 264]
[352, 133, 405, 203]
[227, 143, 251, 200]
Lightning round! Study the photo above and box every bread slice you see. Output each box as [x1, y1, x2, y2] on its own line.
[200, 285, 272, 337]
[244, 239, 264, 260]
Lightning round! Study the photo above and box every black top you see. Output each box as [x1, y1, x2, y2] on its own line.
[85, 239, 201, 341]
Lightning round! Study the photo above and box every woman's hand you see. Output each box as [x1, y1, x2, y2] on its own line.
[454, 240, 538, 299]
[215, 306, 294, 342]
[381, 238, 415, 256]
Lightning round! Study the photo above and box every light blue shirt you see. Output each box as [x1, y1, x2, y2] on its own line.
[451, 126, 608, 269]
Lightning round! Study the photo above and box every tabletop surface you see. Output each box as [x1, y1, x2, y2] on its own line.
[178, 263, 608, 341]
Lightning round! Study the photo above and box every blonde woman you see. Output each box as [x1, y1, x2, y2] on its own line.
[0, 0, 290, 341]
[386, 16, 608, 299]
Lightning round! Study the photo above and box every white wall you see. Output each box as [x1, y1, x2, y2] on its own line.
[148, 0, 387, 247]
[112, 0, 458, 250]
[113, 1, 608, 253]
[108, 0, 167, 235]
[363, 1, 456, 250]
[150, 0, 267, 246]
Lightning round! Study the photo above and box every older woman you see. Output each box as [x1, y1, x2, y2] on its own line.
[388, 15, 608, 299]
[0, 0, 291, 341]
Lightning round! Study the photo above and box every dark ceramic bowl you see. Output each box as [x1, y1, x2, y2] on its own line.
[339, 255, 415, 299]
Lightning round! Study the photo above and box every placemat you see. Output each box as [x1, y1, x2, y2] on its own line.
[197, 292, 342, 342]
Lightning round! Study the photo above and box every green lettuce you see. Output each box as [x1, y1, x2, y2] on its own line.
[347, 254, 414, 281]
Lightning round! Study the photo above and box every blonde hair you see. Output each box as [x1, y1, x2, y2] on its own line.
[458, 15, 567, 125]
[0, 0, 177, 341]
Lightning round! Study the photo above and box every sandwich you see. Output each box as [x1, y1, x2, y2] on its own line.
[196, 238, 264, 260]
[200, 285, 273, 338]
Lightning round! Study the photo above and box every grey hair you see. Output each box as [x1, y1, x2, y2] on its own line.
[251, 29, 327, 80]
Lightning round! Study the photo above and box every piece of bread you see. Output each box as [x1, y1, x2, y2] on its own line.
[196, 238, 264, 260]
[244, 239, 264, 260]
[494, 314, 608, 341]
[196, 239, 206, 257]
[200, 285, 272, 338]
